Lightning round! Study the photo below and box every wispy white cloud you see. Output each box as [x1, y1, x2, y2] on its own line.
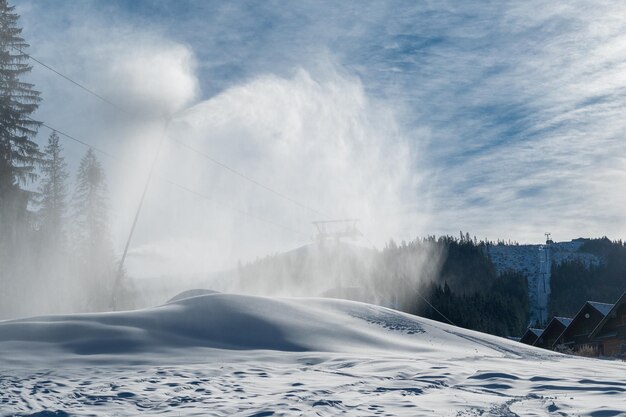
[418, 1, 626, 242]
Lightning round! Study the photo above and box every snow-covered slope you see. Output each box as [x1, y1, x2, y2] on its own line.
[1, 293, 625, 416]
[0, 292, 537, 358]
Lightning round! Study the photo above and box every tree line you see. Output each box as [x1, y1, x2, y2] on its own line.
[238, 234, 531, 338]
[549, 237, 626, 317]
[0, 1, 127, 318]
[389, 236, 530, 337]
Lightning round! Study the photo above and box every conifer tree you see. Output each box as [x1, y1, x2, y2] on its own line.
[0, 0, 42, 213]
[73, 149, 114, 310]
[39, 131, 68, 243]
[33, 131, 72, 314]
[0, 0, 41, 317]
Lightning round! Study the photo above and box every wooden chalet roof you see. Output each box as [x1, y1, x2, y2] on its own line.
[520, 327, 543, 344]
[588, 301, 614, 316]
[590, 290, 626, 339]
[554, 317, 573, 327]
[533, 316, 572, 346]
[552, 301, 613, 348]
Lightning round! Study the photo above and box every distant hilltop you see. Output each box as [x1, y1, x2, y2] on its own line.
[486, 238, 601, 325]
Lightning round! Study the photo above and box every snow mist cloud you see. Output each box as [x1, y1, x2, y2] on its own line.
[95, 38, 198, 117]
[125, 63, 425, 279]
[11, 2, 441, 314]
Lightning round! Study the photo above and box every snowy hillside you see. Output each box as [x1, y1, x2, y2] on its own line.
[487, 239, 601, 324]
[236, 241, 377, 298]
[1, 292, 625, 416]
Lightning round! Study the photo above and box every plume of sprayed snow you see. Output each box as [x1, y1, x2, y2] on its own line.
[125, 64, 427, 283]
[118, 63, 439, 307]
[28, 18, 199, 119]
[7, 7, 433, 313]
[228, 238, 444, 311]
[95, 40, 198, 118]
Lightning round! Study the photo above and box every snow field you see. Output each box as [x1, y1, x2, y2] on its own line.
[1, 292, 625, 416]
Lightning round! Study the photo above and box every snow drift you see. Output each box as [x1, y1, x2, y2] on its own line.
[1, 291, 537, 358]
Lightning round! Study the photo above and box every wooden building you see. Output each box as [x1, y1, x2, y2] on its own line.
[533, 317, 572, 349]
[589, 291, 626, 357]
[520, 328, 543, 345]
[551, 301, 613, 352]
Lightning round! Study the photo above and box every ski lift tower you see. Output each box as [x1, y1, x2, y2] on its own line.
[311, 219, 362, 298]
[537, 232, 552, 324]
[312, 219, 361, 245]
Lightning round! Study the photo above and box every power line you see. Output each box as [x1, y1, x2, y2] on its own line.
[158, 177, 309, 238]
[35, 121, 309, 239]
[358, 230, 376, 249]
[416, 291, 456, 326]
[22, 45, 334, 223]
[171, 136, 380, 247]
[21, 44, 378, 249]
[31, 117, 115, 158]
[12, 45, 126, 113]
[170, 137, 331, 220]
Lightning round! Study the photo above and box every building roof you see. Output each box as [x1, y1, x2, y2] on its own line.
[533, 316, 572, 347]
[520, 327, 543, 339]
[551, 301, 613, 348]
[588, 302, 614, 317]
[520, 327, 543, 345]
[554, 317, 573, 327]
[590, 290, 626, 339]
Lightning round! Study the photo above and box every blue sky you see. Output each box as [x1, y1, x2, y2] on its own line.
[15, 1, 626, 274]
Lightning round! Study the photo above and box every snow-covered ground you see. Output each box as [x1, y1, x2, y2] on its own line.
[1, 292, 625, 416]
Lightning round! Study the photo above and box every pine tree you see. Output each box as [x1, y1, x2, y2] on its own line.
[73, 149, 114, 310]
[0, 0, 42, 211]
[0, 0, 42, 318]
[39, 131, 68, 243]
[32, 131, 72, 314]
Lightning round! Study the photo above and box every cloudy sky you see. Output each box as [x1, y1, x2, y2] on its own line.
[16, 1, 626, 276]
